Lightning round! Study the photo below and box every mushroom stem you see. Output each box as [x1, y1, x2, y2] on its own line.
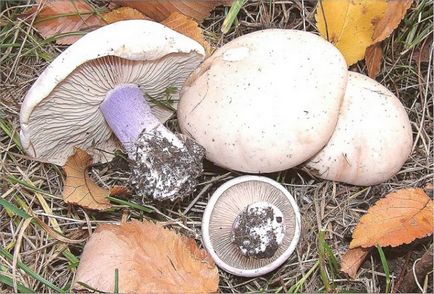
[100, 84, 205, 201]
[231, 202, 284, 259]
[100, 84, 182, 155]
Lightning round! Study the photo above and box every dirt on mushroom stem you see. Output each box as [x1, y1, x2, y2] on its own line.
[231, 203, 283, 259]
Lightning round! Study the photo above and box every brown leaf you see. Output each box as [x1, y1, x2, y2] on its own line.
[413, 35, 433, 63]
[63, 148, 111, 211]
[365, 43, 383, 78]
[109, 185, 131, 198]
[372, 0, 413, 43]
[74, 220, 219, 293]
[340, 247, 371, 279]
[112, 0, 232, 22]
[30, 0, 105, 45]
[350, 188, 433, 248]
[102, 6, 149, 24]
[162, 12, 211, 55]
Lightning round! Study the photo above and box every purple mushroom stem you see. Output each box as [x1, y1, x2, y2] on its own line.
[100, 84, 205, 201]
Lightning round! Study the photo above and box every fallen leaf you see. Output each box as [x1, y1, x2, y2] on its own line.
[350, 188, 433, 248]
[74, 220, 219, 293]
[109, 185, 131, 198]
[112, 0, 232, 22]
[372, 0, 413, 43]
[315, 0, 387, 65]
[29, 0, 105, 45]
[340, 247, 371, 279]
[413, 35, 433, 63]
[63, 148, 111, 210]
[365, 43, 383, 78]
[102, 6, 148, 24]
[162, 12, 211, 55]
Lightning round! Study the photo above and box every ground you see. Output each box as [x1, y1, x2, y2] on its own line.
[0, 0, 433, 293]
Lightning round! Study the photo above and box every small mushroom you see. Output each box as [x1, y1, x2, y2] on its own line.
[202, 176, 301, 277]
[20, 20, 206, 201]
[178, 29, 348, 173]
[305, 72, 413, 185]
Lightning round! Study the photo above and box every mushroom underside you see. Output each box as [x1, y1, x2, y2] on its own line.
[24, 52, 202, 165]
[208, 180, 297, 270]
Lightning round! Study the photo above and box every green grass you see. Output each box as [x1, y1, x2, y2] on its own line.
[317, 230, 339, 292]
[221, 0, 247, 34]
[0, 274, 35, 293]
[376, 245, 391, 293]
[287, 261, 320, 293]
[0, 247, 66, 293]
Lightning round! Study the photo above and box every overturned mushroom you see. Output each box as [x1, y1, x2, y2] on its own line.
[20, 20, 206, 200]
[202, 176, 301, 277]
[178, 29, 348, 173]
[305, 72, 413, 186]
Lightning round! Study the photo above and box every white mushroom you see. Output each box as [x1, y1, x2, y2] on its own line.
[177, 29, 348, 173]
[201, 175, 301, 277]
[305, 72, 413, 186]
[20, 20, 206, 200]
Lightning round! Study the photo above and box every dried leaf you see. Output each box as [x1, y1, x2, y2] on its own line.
[102, 6, 148, 24]
[162, 12, 211, 55]
[365, 43, 383, 78]
[63, 148, 111, 211]
[30, 0, 105, 45]
[413, 35, 433, 63]
[350, 188, 433, 248]
[109, 185, 131, 198]
[315, 0, 387, 65]
[74, 220, 219, 293]
[340, 247, 371, 279]
[372, 0, 413, 43]
[112, 0, 232, 22]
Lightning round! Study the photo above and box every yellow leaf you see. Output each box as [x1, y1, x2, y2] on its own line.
[29, 0, 105, 45]
[162, 12, 211, 55]
[75, 220, 219, 293]
[315, 0, 387, 66]
[63, 148, 111, 211]
[112, 0, 232, 22]
[340, 247, 370, 279]
[102, 7, 148, 24]
[365, 43, 382, 78]
[350, 188, 433, 248]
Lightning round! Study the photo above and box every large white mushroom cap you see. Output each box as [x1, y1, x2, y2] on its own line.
[305, 72, 413, 186]
[177, 29, 348, 173]
[20, 20, 205, 166]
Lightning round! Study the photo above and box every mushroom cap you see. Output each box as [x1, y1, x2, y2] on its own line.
[201, 175, 301, 277]
[177, 29, 348, 173]
[305, 72, 413, 186]
[20, 20, 205, 166]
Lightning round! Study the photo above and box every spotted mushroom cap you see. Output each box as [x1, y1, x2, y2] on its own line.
[305, 72, 413, 186]
[20, 20, 205, 166]
[177, 29, 348, 173]
[201, 176, 301, 277]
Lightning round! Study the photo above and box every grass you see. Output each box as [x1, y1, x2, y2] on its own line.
[376, 245, 391, 293]
[1, 0, 433, 293]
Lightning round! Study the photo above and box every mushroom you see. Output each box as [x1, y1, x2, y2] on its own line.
[177, 29, 348, 173]
[19, 20, 206, 201]
[305, 72, 413, 186]
[202, 175, 301, 277]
